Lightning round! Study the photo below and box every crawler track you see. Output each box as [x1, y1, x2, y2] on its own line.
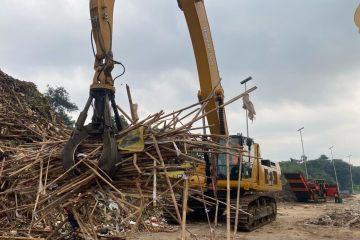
[163, 192, 277, 231]
[230, 194, 277, 231]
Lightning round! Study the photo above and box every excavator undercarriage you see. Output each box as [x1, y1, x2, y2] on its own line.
[229, 194, 277, 231]
[163, 190, 277, 231]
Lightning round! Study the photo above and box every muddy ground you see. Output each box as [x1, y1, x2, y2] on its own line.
[129, 194, 360, 240]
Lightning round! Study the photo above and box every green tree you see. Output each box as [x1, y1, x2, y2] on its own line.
[44, 85, 78, 127]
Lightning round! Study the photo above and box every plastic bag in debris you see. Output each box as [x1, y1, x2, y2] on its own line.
[117, 126, 144, 152]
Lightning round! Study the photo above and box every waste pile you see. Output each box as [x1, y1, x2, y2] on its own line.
[0, 70, 69, 147]
[0, 71, 255, 239]
[305, 200, 360, 228]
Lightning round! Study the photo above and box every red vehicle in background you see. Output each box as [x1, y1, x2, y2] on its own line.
[284, 173, 339, 202]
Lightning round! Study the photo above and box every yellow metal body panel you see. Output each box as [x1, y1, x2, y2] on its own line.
[188, 163, 207, 188]
[166, 163, 207, 188]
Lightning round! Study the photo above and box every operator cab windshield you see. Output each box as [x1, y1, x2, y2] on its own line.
[217, 135, 254, 180]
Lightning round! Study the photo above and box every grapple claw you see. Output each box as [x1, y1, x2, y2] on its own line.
[62, 90, 123, 177]
[62, 127, 89, 174]
[98, 129, 118, 176]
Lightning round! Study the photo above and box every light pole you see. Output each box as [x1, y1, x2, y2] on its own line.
[347, 154, 354, 194]
[329, 146, 340, 194]
[297, 127, 308, 179]
[240, 76, 252, 138]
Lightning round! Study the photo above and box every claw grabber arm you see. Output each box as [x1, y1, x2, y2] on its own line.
[62, 0, 123, 176]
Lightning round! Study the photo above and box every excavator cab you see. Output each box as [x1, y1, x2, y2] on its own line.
[216, 135, 254, 181]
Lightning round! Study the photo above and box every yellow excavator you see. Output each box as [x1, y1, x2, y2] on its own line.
[165, 0, 282, 231]
[62, 0, 282, 231]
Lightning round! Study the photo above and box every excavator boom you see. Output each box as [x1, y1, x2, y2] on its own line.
[179, 0, 227, 136]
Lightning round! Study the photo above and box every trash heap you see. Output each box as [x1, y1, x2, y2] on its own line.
[0, 71, 255, 239]
[305, 202, 360, 228]
[0, 70, 69, 147]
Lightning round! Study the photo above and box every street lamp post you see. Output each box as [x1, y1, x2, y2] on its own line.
[329, 146, 340, 194]
[347, 154, 354, 194]
[297, 127, 308, 179]
[240, 76, 252, 138]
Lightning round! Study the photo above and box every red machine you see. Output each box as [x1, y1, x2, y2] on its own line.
[284, 173, 338, 202]
[326, 184, 339, 197]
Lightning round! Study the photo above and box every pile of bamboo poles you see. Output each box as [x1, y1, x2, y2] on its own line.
[0, 70, 69, 147]
[0, 72, 256, 239]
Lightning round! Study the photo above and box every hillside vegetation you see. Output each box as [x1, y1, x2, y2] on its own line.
[280, 155, 360, 192]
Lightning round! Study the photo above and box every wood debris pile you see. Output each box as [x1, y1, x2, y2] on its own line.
[0, 70, 68, 148]
[0, 71, 255, 239]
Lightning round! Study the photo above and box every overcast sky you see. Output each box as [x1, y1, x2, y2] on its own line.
[1, 0, 360, 165]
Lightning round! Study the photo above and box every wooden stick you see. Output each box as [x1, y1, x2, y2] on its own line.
[181, 176, 189, 240]
[151, 135, 182, 223]
[233, 151, 243, 235]
[116, 105, 134, 124]
[214, 200, 219, 227]
[132, 180, 145, 233]
[153, 155, 157, 207]
[133, 153, 142, 174]
[194, 173, 214, 240]
[164, 87, 257, 136]
[226, 139, 231, 240]
[126, 84, 139, 123]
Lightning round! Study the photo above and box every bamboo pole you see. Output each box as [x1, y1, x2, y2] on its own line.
[162, 87, 257, 137]
[116, 105, 134, 124]
[181, 176, 189, 240]
[126, 84, 139, 123]
[233, 151, 243, 235]
[151, 135, 182, 223]
[226, 139, 231, 240]
[214, 200, 219, 227]
[153, 155, 157, 207]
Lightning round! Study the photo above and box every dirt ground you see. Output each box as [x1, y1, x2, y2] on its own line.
[129, 194, 360, 240]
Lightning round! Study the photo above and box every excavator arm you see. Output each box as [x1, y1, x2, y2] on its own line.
[62, 0, 123, 176]
[90, 0, 116, 91]
[178, 0, 228, 136]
